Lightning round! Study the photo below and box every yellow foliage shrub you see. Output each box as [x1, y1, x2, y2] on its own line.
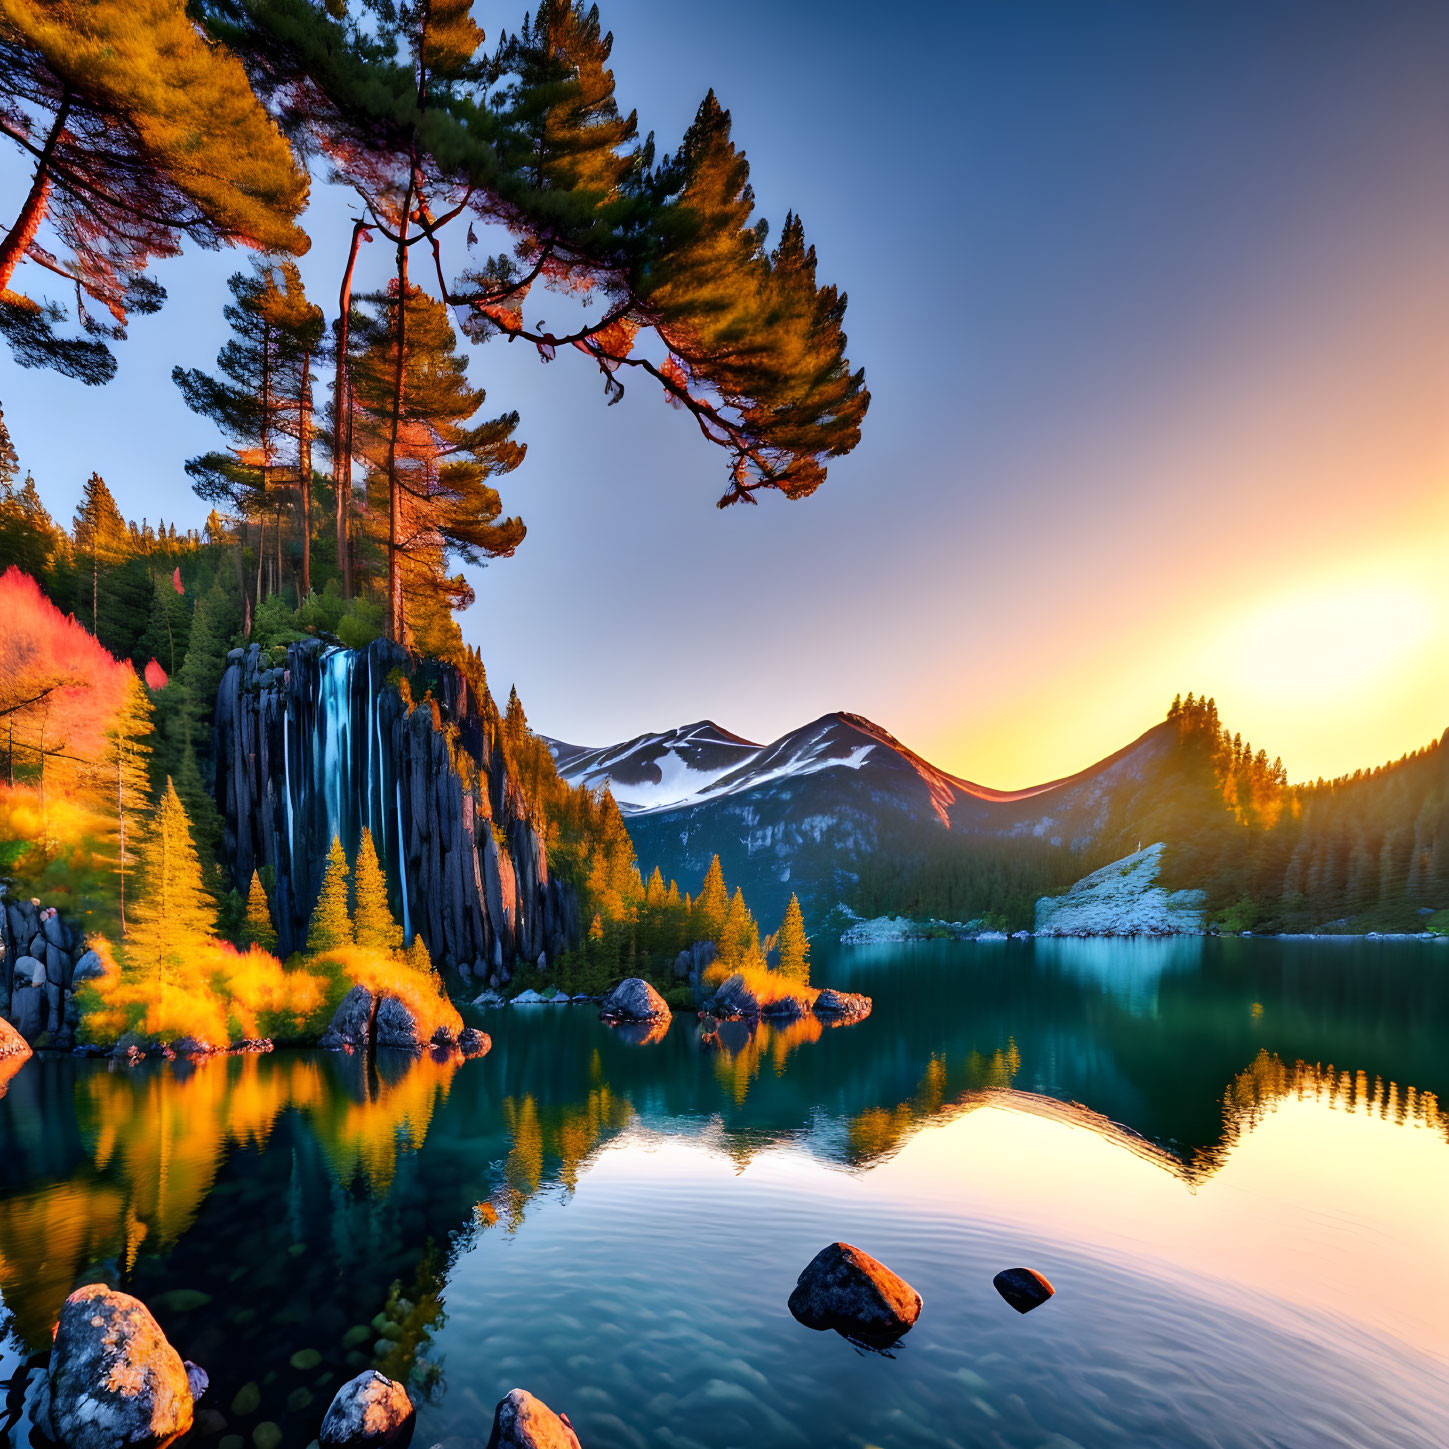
[699, 960, 820, 1010]
[310, 945, 463, 1042]
[80, 937, 330, 1047]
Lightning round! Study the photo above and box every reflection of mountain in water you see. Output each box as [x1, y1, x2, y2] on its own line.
[1, 939, 1447, 1443]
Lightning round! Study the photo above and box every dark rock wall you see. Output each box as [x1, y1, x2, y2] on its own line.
[214, 640, 579, 981]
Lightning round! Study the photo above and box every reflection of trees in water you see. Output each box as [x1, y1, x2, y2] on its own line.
[0, 1051, 461, 1349]
[847, 1041, 1020, 1163]
[1200, 1049, 1448, 1174]
[703, 1015, 823, 1105]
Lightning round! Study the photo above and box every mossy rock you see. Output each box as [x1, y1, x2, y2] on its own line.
[231, 1382, 261, 1416]
[343, 1325, 372, 1349]
[289, 1348, 322, 1372]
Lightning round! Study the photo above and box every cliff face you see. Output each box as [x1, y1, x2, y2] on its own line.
[214, 640, 579, 981]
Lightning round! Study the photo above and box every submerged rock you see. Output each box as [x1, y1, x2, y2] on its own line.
[787, 1242, 922, 1343]
[458, 1027, 491, 1057]
[812, 988, 872, 1022]
[485, 1388, 581, 1449]
[321, 985, 377, 1051]
[0, 1015, 31, 1060]
[319, 1370, 415, 1447]
[48, 1284, 194, 1447]
[993, 1267, 1055, 1313]
[599, 977, 669, 1023]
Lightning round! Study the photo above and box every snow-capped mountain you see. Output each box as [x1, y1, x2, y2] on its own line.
[546, 712, 1180, 926]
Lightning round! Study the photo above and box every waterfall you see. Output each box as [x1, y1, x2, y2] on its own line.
[317, 647, 354, 852]
[396, 778, 412, 942]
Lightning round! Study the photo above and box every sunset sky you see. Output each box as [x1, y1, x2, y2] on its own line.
[1, 0, 1445, 786]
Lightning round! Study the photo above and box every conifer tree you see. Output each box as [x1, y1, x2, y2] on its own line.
[718, 887, 757, 972]
[405, 933, 433, 975]
[308, 835, 353, 953]
[127, 777, 215, 984]
[351, 284, 525, 644]
[0, 402, 16, 490]
[0, 0, 308, 381]
[693, 855, 728, 945]
[352, 827, 403, 954]
[71, 473, 129, 633]
[242, 869, 277, 952]
[775, 893, 809, 985]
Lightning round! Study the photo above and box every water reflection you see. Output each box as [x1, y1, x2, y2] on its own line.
[0, 939, 1447, 1446]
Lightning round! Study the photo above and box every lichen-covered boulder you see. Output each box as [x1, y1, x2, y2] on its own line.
[48, 1285, 194, 1447]
[458, 1027, 491, 1057]
[320, 985, 376, 1051]
[993, 1266, 1055, 1313]
[787, 1242, 922, 1343]
[812, 988, 872, 1022]
[702, 973, 759, 1019]
[375, 995, 422, 1052]
[486, 1388, 582, 1449]
[0, 1015, 31, 1061]
[599, 977, 668, 1023]
[319, 1370, 415, 1447]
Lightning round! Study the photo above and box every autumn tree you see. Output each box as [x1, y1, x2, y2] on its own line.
[126, 778, 216, 985]
[0, 0, 308, 382]
[352, 827, 403, 954]
[775, 893, 809, 985]
[242, 870, 277, 951]
[351, 284, 524, 644]
[308, 835, 353, 953]
[692, 855, 728, 946]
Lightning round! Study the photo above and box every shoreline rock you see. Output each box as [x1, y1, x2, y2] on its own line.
[599, 977, 669, 1023]
[319, 1370, 414, 1447]
[486, 1387, 582, 1449]
[48, 1285, 194, 1447]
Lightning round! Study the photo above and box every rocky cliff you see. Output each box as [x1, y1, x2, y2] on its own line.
[214, 640, 580, 982]
[1034, 843, 1205, 937]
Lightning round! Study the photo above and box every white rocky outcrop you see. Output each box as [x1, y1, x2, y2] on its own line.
[1035, 843, 1204, 937]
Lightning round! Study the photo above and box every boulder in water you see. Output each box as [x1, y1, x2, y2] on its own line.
[599, 977, 669, 1023]
[787, 1242, 922, 1343]
[319, 1370, 415, 1447]
[993, 1267, 1055, 1313]
[812, 988, 872, 1022]
[184, 1361, 210, 1400]
[48, 1284, 194, 1447]
[458, 1027, 491, 1057]
[702, 973, 759, 1019]
[0, 1015, 31, 1061]
[320, 985, 376, 1051]
[485, 1387, 581, 1449]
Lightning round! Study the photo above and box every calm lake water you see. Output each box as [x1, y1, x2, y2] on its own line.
[3, 937, 1449, 1448]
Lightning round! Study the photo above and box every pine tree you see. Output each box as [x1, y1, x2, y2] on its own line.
[405, 933, 433, 976]
[775, 893, 809, 984]
[242, 869, 277, 952]
[0, 402, 16, 490]
[127, 777, 216, 984]
[718, 887, 758, 972]
[693, 855, 728, 945]
[71, 473, 129, 634]
[0, 0, 307, 381]
[351, 284, 525, 644]
[307, 835, 353, 953]
[353, 827, 403, 954]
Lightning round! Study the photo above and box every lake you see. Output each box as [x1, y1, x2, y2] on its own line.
[3, 937, 1449, 1448]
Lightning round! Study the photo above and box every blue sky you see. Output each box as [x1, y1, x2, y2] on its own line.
[2, 0, 1447, 783]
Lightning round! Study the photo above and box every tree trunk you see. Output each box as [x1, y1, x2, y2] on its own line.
[333, 221, 368, 601]
[0, 94, 68, 292]
[299, 346, 312, 597]
[384, 218, 411, 644]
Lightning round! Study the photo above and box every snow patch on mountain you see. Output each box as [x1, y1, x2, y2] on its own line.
[1034, 843, 1205, 937]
